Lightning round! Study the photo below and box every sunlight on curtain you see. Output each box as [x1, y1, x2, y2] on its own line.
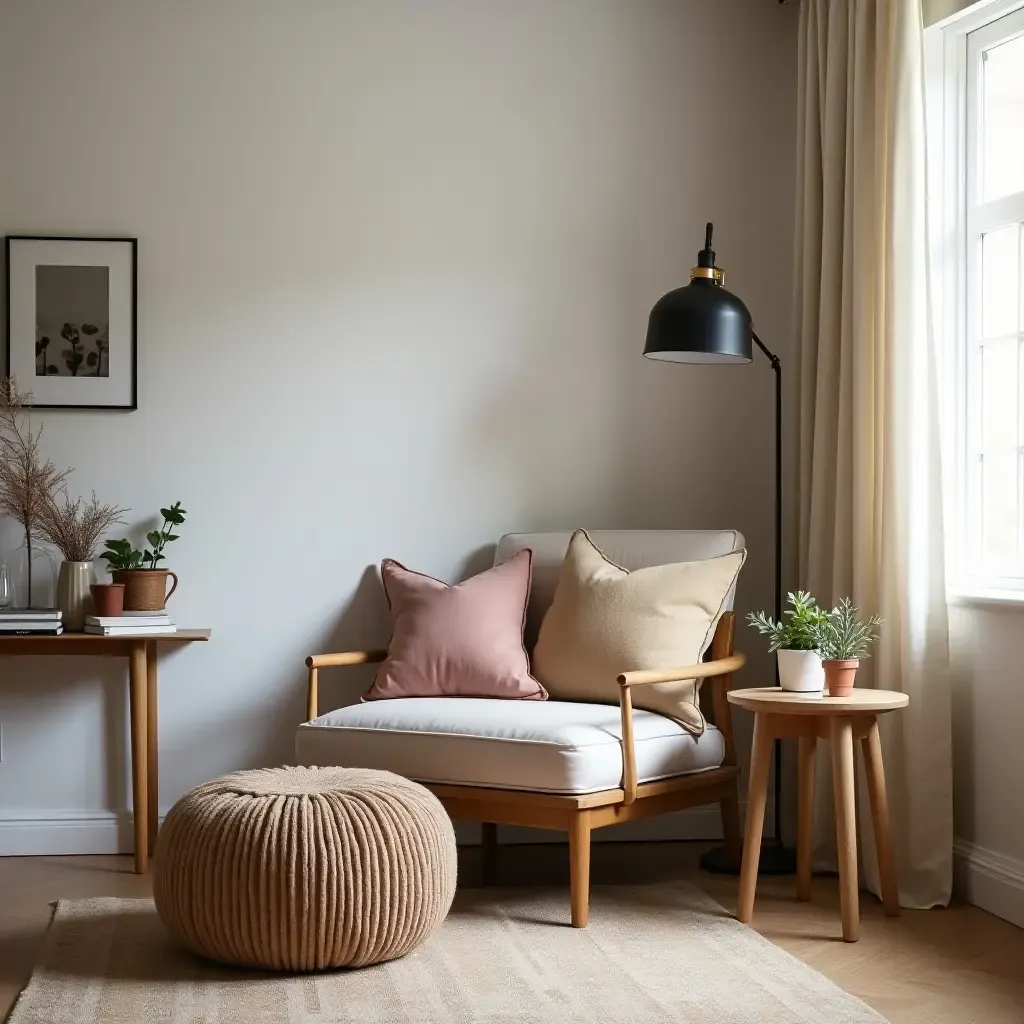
[794, 0, 953, 908]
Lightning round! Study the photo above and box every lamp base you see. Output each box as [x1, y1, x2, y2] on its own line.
[699, 839, 797, 876]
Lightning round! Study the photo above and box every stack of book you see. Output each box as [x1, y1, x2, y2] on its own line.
[0, 609, 63, 635]
[84, 611, 176, 636]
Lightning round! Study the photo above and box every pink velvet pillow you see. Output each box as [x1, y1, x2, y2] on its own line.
[364, 549, 547, 701]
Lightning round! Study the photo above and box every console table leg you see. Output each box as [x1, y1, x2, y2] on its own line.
[147, 642, 159, 857]
[129, 643, 148, 874]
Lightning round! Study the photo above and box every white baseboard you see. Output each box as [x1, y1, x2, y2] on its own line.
[0, 810, 165, 857]
[954, 838, 1024, 929]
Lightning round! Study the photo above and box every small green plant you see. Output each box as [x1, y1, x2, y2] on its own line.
[747, 591, 828, 652]
[811, 598, 883, 661]
[101, 502, 187, 571]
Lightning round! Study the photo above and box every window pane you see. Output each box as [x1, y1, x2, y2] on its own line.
[983, 338, 1019, 449]
[982, 224, 1020, 339]
[982, 33, 1024, 202]
[982, 451, 1019, 567]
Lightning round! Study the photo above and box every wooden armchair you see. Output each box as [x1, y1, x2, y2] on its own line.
[297, 530, 746, 928]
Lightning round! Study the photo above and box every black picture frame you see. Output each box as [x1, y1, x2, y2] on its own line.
[4, 235, 138, 411]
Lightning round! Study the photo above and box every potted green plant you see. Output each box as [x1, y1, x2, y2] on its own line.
[101, 502, 186, 611]
[810, 597, 883, 697]
[747, 591, 828, 695]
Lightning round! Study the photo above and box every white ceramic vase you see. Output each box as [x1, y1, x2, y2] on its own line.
[57, 560, 94, 632]
[777, 648, 825, 695]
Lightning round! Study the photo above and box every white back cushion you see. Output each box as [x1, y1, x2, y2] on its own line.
[494, 530, 745, 650]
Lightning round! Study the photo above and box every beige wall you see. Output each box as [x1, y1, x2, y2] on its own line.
[924, 0, 989, 25]
[0, 0, 798, 853]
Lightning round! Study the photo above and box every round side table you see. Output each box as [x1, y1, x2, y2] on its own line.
[728, 687, 909, 942]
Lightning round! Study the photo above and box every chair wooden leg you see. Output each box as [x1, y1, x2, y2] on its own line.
[481, 822, 498, 886]
[796, 734, 816, 902]
[568, 810, 592, 928]
[720, 789, 742, 868]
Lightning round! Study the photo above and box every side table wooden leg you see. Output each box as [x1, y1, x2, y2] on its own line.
[737, 713, 773, 924]
[862, 717, 900, 916]
[128, 643, 148, 874]
[796, 734, 816, 902]
[830, 716, 859, 942]
[146, 642, 159, 857]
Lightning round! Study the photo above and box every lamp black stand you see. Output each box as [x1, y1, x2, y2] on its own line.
[644, 223, 796, 876]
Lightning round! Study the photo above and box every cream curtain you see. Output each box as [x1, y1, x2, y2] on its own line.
[794, 0, 952, 908]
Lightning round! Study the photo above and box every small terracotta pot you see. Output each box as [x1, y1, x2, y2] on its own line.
[90, 583, 125, 617]
[112, 569, 178, 611]
[823, 658, 859, 697]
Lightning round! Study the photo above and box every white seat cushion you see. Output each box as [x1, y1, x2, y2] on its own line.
[295, 698, 725, 795]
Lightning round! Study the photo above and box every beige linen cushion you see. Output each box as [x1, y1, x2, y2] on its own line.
[532, 529, 745, 735]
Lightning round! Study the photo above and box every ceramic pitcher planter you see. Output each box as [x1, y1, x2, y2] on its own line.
[823, 658, 859, 697]
[113, 569, 178, 611]
[777, 649, 825, 695]
[57, 561, 94, 631]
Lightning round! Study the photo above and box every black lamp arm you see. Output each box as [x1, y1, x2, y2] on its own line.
[752, 330, 781, 372]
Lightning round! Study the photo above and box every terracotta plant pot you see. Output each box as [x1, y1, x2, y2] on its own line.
[112, 569, 179, 612]
[823, 658, 859, 697]
[90, 582, 125, 617]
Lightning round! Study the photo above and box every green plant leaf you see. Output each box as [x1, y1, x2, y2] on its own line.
[146, 531, 162, 548]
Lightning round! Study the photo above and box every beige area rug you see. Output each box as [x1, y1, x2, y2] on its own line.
[8, 883, 885, 1024]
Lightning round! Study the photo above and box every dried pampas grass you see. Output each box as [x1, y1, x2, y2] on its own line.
[36, 490, 129, 563]
[0, 378, 72, 548]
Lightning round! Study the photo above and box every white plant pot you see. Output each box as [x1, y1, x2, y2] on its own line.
[777, 648, 825, 695]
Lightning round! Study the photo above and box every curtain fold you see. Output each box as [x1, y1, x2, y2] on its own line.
[794, 0, 952, 909]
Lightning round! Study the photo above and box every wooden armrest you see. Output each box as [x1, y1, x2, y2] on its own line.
[305, 650, 387, 669]
[617, 641, 745, 805]
[617, 652, 745, 689]
[305, 649, 387, 721]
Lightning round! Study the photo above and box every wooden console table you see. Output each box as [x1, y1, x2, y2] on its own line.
[0, 629, 211, 873]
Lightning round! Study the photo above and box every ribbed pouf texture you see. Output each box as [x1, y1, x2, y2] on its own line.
[153, 766, 457, 971]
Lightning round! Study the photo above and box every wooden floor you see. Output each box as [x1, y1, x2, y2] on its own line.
[1, 841, 1022, 1023]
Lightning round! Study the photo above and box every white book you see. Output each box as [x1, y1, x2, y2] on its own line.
[84, 625, 178, 636]
[85, 615, 173, 628]
[0, 622, 65, 632]
[0, 609, 62, 620]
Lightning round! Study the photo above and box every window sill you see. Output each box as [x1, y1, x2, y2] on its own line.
[949, 588, 1024, 610]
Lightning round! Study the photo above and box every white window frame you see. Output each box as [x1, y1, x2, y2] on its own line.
[928, 0, 1024, 601]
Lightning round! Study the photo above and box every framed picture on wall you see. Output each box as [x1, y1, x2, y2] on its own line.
[4, 236, 137, 410]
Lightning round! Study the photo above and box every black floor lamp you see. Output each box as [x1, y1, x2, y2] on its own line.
[643, 223, 795, 876]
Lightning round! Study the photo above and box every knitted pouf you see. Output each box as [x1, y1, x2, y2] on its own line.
[153, 766, 457, 971]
